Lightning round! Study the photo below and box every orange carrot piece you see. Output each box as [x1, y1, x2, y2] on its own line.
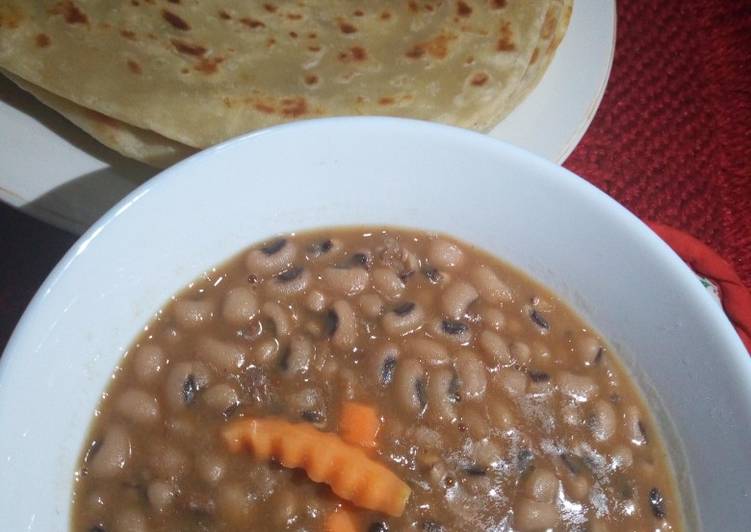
[339, 401, 381, 449]
[221, 417, 411, 517]
[324, 507, 360, 532]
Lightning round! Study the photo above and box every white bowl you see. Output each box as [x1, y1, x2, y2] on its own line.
[1, 118, 748, 530]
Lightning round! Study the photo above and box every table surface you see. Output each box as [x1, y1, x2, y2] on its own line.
[1, 0, 749, 353]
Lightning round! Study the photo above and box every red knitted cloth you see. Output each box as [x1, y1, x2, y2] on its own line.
[564, 0, 751, 288]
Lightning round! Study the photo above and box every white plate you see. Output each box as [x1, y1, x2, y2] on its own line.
[0, 0, 615, 234]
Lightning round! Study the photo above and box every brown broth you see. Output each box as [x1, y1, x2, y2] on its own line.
[72, 227, 683, 531]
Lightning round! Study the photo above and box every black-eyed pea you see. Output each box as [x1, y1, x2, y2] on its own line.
[471, 265, 513, 304]
[430, 318, 473, 345]
[557, 371, 598, 403]
[305, 290, 327, 313]
[624, 405, 648, 446]
[148, 442, 189, 480]
[251, 338, 279, 366]
[373, 267, 406, 300]
[565, 474, 591, 501]
[611, 444, 634, 470]
[197, 453, 226, 484]
[116, 389, 160, 425]
[524, 468, 559, 503]
[202, 383, 239, 416]
[428, 239, 464, 270]
[164, 361, 211, 410]
[370, 343, 399, 386]
[217, 481, 254, 528]
[358, 293, 384, 319]
[281, 334, 315, 374]
[407, 337, 449, 366]
[427, 367, 458, 424]
[114, 507, 148, 532]
[479, 330, 511, 365]
[261, 302, 293, 337]
[488, 399, 515, 431]
[133, 344, 165, 383]
[174, 298, 214, 330]
[496, 367, 527, 398]
[88, 425, 131, 479]
[330, 300, 358, 349]
[588, 399, 617, 442]
[266, 266, 312, 298]
[514, 498, 560, 530]
[382, 302, 425, 337]
[197, 337, 245, 372]
[245, 238, 297, 275]
[322, 266, 370, 296]
[455, 350, 487, 400]
[479, 305, 505, 331]
[396, 358, 427, 416]
[222, 286, 259, 325]
[461, 405, 490, 440]
[441, 280, 479, 319]
[575, 335, 604, 366]
[271, 488, 299, 528]
[147, 480, 174, 513]
[509, 341, 531, 365]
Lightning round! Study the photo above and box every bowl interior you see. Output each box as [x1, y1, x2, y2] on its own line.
[1, 118, 749, 530]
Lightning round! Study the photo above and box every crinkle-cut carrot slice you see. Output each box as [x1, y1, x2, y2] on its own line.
[324, 506, 360, 532]
[221, 417, 411, 517]
[339, 401, 381, 449]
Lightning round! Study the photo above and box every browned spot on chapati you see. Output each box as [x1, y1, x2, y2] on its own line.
[130, 0, 140, 5]
[162, 9, 190, 30]
[120, 29, 136, 40]
[241, 17, 265, 29]
[457, 1, 472, 17]
[127, 59, 142, 74]
[171, 39, 206, 56]
[35, 33, 51, 47]
[338, 45, 367, 62]
[490, 0, 507, 8]
[255, 102, 275, 114]
[380, 10, 392, 20]
[339, 20, 357, 34]
[408, 1, 419, 13]
[541, 7, 558, 39]
[0, 5, 24, 29]
[281, 97, 308, 117]
[49, 1, 89, 25]
[406, 32, 456, 60]
[308, 44, 321, 52]
[470, 72, 488, 86]
[195, 57, 225, 74]
[530, 47, 540, 65]
[263, 3, 277, 12]
[353, 9, 364, 17]
[378, 96, 395, 106]
[289, 31, 298, 38]
[218, 9, 231, 20]
[304, 74, 319, 85]
[267, 37, 277, 47]
[496, 22, 515, 51]
[287, 12, 303, 20]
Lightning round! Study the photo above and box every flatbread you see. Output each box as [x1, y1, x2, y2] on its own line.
[4, 70, 194, 167]
[0, 0, 571, 149]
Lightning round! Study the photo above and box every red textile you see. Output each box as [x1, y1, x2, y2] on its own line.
[649, 222, 751, 353]
[564, 0, 751, 290]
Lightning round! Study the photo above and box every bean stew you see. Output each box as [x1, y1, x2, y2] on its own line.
[72, 227, 683, 531]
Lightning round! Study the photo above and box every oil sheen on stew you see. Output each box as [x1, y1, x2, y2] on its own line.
[72, 227, 683, 532]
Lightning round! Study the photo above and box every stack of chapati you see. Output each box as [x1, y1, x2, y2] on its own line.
[0, 0, 572, 167]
